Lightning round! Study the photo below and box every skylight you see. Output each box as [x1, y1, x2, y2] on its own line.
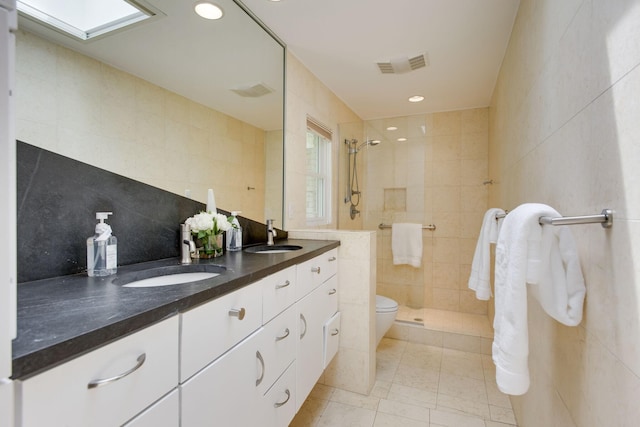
[17, 0, 154, 41]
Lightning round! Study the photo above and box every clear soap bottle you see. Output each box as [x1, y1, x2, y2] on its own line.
[87, 212, 118, 277]
[226, 211, 242, 251]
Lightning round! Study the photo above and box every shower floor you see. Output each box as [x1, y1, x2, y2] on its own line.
[389, 306, 494, 354]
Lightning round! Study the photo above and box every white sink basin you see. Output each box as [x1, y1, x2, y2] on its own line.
[244, 244, 303, 254]
[114, 264, 226, 288]
[122, 272, 220, 288]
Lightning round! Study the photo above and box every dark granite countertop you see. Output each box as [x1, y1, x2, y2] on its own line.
[12, 239, 340, 380]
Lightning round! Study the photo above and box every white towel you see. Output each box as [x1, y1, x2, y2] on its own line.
[392, 223, 423, 267]
[492, 203, 585, 395]
[468, 208, 505, 300]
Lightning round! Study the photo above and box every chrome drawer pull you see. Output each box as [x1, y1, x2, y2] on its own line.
[275, 280, 291, 290]
[274, 389, 291, 408]
[331, 328, 340, 336]
[328, 288, 337, 295]
[311, 266, 321, 274]
[300, 313, 307, 339]
[275, 328, 290, 342]
[87, 353, 146, 389]
[256, 351, 265, 387]
[328, 256, 337, 262]
[228, 307, 246, 320]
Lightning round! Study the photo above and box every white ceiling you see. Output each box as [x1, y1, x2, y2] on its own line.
[242, 0, 520, 120]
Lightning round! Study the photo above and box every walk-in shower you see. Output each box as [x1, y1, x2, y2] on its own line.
[344, 138, 380, 219]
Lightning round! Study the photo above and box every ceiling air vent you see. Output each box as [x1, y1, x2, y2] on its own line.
[231, 83, 273, 98]
[376, 53, 429, 74]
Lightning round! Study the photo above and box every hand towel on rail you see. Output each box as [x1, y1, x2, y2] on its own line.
[392, 223, 423, 268]
[492, 203, 585, 395]
[468, 208, 505, 300]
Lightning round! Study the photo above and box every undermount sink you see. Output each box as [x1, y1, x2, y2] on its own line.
[114, 264, 226, 288]
[244, 244, 303, 254]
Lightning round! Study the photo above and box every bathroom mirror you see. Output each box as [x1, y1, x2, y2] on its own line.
[16, 0, 285, 225]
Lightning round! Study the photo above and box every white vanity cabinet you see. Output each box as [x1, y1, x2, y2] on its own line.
[296, 271, 339, 411]
[122, 389, 180, 427]
[17, 316, 179, 427]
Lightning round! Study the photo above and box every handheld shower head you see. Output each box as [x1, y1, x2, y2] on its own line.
[355, 139, 381, 151]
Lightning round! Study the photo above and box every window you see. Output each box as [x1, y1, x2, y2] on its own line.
[305, 118, 332, 225]
[17, 0, 156, 41]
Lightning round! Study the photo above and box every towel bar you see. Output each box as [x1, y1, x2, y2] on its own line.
[495, 208, 613, 228]
[378, 223, 436, 230]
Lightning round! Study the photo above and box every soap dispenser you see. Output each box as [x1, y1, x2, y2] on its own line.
[87, 212, 117, 277]
[226, 211, 242, 251]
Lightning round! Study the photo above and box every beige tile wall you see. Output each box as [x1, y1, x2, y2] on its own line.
[15, 30, 267, 221]
[490, 0, 640, 425]
[363, 110, 489, 315]
[283, 53, 361, 230]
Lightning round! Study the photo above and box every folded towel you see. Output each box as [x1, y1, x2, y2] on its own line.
[492, 203, 585, 395]
[392, 223, 423, 267]
[468, 208, 505, 300]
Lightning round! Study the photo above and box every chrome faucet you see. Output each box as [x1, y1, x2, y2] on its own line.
[266, 219, 277, 246]
[180, 224, 196, 264]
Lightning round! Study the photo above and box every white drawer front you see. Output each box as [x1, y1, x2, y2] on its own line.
[262, 265, 297, 323]
[323, 312, 341, 369]
[295, 248, 338, 300]
[257, 304, 297, 396]
[261, 361, 296, 427]
[19, 316, 179, 427]
[123, 389, 179, 427]
[321, 275, 339, 319]
[181, 283, 263, 381]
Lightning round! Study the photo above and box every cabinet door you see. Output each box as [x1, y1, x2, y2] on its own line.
[181, 329, 263, 427]
[181, 282, 262, 381]
[19, 316, 179, 427]
[295, 285, 326, 411]
[323, 312, 341, 369]
[123, 389, 179, 427]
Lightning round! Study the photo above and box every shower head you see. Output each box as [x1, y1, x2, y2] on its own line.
[355, 139, 381, 151]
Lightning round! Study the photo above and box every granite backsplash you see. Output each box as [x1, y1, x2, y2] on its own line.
[16, 141, 284, 283]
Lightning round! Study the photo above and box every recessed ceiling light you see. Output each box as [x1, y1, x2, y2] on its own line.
[386, 126, 398, 131]
[194, 2, 224, 19]
[408, 95, 424, 103]
[397, 137, 407, 142]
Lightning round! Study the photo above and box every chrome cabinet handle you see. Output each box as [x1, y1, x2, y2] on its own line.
[274, 389, 291, 408]
[300, 313, 307, 339]
[87, 353, 146, 389]
[331, 328, 340, 336]
[256, 351, 265, 386]
[275, 328, 290, 342]
[229, 308, 246, 320]
[328, 256, 337, 262]
[275, 280, 291, 290]
[328, 288, 337, 295]
[311, 266, 321, 274]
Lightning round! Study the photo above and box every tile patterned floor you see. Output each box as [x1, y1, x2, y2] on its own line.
[291, 338, 517, 427]
[396, 307, 494, 339]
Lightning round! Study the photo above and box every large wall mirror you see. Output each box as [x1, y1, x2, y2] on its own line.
[15, 0, 285, 225]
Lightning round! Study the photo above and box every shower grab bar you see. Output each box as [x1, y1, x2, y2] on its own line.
[378, 223, 436, 230]
[495, 208, 613, 228]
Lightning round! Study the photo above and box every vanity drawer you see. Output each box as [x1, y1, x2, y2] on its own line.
[257, 304, 297, 396]
[262, 265, 297, 323]
[19, 316, 179, 427]
[295, 248, 338, 300]
[323, 312, 341, 369]
[123, 389, 179, 427]
[181, 282, 263, 381]
[261, 361, 297, 427]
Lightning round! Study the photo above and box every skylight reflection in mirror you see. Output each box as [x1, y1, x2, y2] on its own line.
[17, 0, 153, 40]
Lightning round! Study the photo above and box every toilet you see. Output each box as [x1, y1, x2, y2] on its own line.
[376, 295, 399, 346]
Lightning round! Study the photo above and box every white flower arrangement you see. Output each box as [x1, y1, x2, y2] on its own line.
[185, 211, 232, 240]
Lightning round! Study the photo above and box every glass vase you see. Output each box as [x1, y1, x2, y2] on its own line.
[200, 233, 223, 258]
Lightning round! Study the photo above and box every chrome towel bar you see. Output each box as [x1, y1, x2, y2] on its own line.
[378, 223, 436, 230]
[495, 208, 613, 228]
